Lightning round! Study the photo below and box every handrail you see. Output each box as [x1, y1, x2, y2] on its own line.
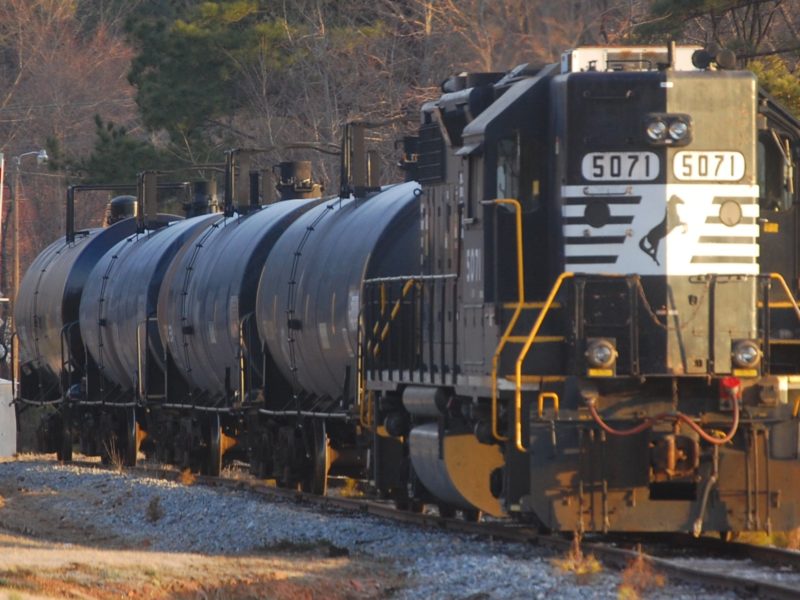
[238, 315, 247, 403]
[538, 392, 560, 418]
[136, 320, 145, 401]
[768, 273, 800, 322]
[483, 199, 525, 442]
[358, 312, 368, 427]
[514, 272, 574, 452]
[372, 278, 417, 357]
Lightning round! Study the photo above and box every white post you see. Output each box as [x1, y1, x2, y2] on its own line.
[0, 152, 5, 302]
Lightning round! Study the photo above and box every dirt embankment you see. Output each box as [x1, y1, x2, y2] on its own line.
[0, 459, 401, 599]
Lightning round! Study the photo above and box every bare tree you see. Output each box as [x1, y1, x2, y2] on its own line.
[0, 0, 138, 295]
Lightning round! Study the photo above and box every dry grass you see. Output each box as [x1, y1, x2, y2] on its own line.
[220, 463, 249, 481]
[145, 496, 164, 523]
[551, 533, 602, 582]
[617, 544, 665, 600]
[734, 528, 800, 549]
[179, 468, 196, 486]
[787, 528, 800, 550]
[102, 437, 124, 474]
[339, 478, 364, 498]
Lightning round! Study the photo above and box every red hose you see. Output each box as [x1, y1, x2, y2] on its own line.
[586, 397, 740, 446]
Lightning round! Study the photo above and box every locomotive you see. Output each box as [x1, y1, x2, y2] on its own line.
[14, 44, 800, 535]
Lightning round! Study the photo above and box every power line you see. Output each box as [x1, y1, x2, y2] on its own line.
[0, 98, 135, 113]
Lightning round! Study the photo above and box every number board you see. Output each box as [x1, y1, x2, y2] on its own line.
[673, 151, 745, 181]
[581, 152, 659, 181]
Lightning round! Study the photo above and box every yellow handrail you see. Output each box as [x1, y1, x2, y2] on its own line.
[537, 392, 560, 418]
[358, 313, 368, 427]
[359, 277, 418, 427]
[514, 272, 574, 452]
[372, 278, 418, 357]
[769, 273, 800, 322]
[485, 199, 526, 442]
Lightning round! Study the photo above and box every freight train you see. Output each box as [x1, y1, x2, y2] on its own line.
[13, 45, 800, 535]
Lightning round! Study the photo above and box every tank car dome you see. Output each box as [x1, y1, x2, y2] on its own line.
[105, 195, 137, 226]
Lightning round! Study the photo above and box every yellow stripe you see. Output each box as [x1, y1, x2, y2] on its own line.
[503, 375, 565, 383]
[587, 368, 614, 377]
[506, 335, 564, 343]
[732, 368, 758, 378]
[758, 302, 800, 309]
[503, 302, 562, 310]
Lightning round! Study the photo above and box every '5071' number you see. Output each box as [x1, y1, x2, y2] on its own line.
[581, 152, 659, 181]
[673, 151, 745, 181]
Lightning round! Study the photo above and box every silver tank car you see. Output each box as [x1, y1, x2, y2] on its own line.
[256, 181, 420, 401]
[15, 218, 138, 394]
[158, 199, 321, 402]
[78, 213, 222, 391]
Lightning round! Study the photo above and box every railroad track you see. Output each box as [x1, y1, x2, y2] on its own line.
[73, 459, 800, 599]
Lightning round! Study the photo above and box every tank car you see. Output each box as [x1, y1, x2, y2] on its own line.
[15, 180, 204, 460]
[15, 189, 140, 458]
[153, 196, 324, 474]
[253, 180, 420, 490]
[77, 210, 222, 463]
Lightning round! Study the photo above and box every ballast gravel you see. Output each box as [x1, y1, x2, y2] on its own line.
[0, 459, 733, 599]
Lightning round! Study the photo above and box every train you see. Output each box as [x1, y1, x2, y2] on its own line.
[13, 44, 800, 535]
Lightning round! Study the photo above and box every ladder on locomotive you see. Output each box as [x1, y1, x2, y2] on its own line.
[485, 199, 569, 453]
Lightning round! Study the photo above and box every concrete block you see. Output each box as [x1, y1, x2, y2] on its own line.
[0, 379, 16, 456]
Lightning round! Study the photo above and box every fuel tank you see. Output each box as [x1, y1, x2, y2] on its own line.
[158, 199, 321, 401]
[15, 218, 138, 391]
[256, 182, 420, 399]
[78, 213, 222, 391]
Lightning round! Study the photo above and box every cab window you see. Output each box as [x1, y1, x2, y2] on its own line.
[758, 130, 795, 211]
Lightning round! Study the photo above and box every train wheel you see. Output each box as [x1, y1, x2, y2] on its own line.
[302, 420, 330, 495]
[463, 509, 483, 523]
[206, 413, 223, 477]
[123, 408, 140, 467]
[437, 504, 457, 519]
[395, 498, 424, 513]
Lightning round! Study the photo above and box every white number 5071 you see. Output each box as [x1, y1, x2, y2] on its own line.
[582, 152, 659, 181]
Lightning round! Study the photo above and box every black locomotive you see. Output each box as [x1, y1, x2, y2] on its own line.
[14, 45, 800, 535]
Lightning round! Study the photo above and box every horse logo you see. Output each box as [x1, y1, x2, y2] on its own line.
[638, 195, 687, 266]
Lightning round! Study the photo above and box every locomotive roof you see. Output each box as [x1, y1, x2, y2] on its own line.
[562, 45, 703, 73]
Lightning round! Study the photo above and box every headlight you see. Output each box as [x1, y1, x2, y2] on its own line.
[585, 339, 617, 368]
[668, 120, 689, 140]
[646, 120, 667, 141]
[732, 340, 761, 368]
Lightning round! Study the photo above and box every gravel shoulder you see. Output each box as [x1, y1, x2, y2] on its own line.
[0, 456, 395, 599]
[0, 456, 731, 599]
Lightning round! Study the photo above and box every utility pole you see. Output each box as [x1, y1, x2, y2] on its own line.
[9, 150, 47, 384]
